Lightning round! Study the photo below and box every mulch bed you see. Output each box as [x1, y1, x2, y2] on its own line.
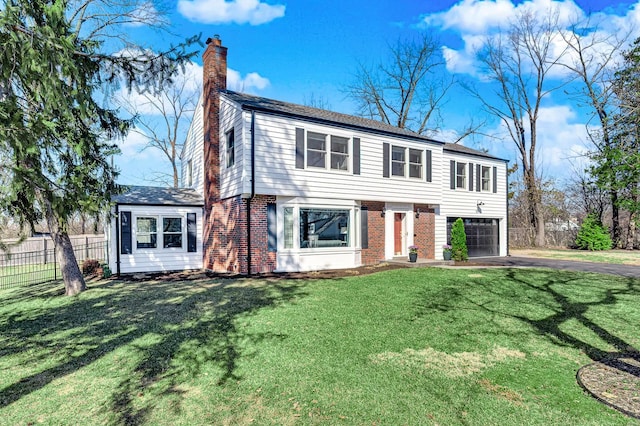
[577, 353, 640, 419]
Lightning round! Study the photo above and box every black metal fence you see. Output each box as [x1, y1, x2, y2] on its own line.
[0, 240, 107, 289]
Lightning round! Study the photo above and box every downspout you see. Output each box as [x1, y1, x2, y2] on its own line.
[246, 110, 256, 275]
[115, 203, 121, 276]
[506, 162, 510, 257]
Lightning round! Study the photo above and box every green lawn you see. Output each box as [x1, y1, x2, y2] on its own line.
[1, 268, 638, 425]
[512, 248, 640, 266]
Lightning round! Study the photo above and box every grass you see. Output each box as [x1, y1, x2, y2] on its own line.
[511, 248, 640, 266]
[1, 268, 639, 425]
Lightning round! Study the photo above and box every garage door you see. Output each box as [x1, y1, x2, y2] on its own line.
[447, 218, 499, 257]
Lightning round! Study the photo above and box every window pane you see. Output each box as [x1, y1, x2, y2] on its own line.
[331, 153, 348, 170]
[307, 150, 326, 168]
[300, 209, 350, 248]
[163, 234, 182, 248]
[331, 136, 348, 154]
[307, 132, 326, 150]
[392, 162, 405, 177]
[409, 149, 422, 164]
[409, 164, 422, 178]
[284, 207, 293, 249]
[137, 217, 156, 233]
[391, 146, 405, 161]
[226, 129, 235, 167]
[163, 218, 181, 233]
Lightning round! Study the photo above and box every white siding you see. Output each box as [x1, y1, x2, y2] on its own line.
[181, 93, 204, 194]
[219, 97, 244, 199]
[436, 151, 508, 258]
[108, 205, 203, 274]
[248, 112, 443, 205]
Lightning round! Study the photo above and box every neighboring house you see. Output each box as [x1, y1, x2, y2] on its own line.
[109, 36, 508, 275]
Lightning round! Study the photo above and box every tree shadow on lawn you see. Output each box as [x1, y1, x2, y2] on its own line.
[415, 268, 640, 372]
[0, 274, 308, 425]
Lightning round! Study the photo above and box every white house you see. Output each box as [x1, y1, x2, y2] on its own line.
[109, 36, 508, 275]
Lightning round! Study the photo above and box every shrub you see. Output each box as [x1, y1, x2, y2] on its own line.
[575, 214, 612, 251]
[82, 259, 101, 276]
[450, 218, 468, 261]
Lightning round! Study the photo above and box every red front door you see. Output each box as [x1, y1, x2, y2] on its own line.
[394, 213, 404, 255]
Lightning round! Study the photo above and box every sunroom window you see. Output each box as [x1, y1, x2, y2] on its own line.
[136, 217, 157, 249]
[163, 217, 182, 248]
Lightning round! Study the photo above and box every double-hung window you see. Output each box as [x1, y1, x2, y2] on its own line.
[391, 146, 406, 177]
[226, 129, 235, 168]
[409, 149, 422, 179]
[481, 166, 491, 191]
[330, 136, 349, 170]
[136, 217, 157, 249]
[306, 132, 327, 168]
[456, 162, 467, 189]
[163, 217, 182, 248]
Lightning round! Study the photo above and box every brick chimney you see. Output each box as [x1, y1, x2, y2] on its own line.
[202, 35, 227, 269]
[203, 35, 227, 205]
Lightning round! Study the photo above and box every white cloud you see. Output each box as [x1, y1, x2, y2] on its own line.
[177, 0, 285, 25]
[227, 69, 270, 93]
[423, 0, 516, 34]
[420, 0, 640, 78]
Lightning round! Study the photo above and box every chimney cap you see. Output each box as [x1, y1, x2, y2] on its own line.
[206, 34, 221, 45]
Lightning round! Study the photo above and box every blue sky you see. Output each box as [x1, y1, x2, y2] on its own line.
[114, 0, 640, 186]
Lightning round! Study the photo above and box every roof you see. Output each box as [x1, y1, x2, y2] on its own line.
[221, 90, 505, 161]
[112, 186, 204, 206]
[443, 143, 507, 161]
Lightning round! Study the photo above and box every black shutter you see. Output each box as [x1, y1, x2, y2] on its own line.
[361, 207, 369, 249]
[267, 203, 277, 252]
[476, 164, 481, 192]
[120, 211, 132, 254]
[353, 137, 361, 175]
[295, 128, 304, 169]
[187, 213, 197, 252]
[469, 162, 474, 191]
[382, 143, 390, 178]
[450, 160, 455, 189]
[493, 166, 498, 193]
[425, 150, 432, 182]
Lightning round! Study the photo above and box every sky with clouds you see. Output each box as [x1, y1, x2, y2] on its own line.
[113, 0, 640, 186]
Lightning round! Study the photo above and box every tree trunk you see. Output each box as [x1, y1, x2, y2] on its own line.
[611, 191, 621, 248]
[626, 213, 636, 250]
[53, 230, 86, 296]
[43, 199, 86, 296]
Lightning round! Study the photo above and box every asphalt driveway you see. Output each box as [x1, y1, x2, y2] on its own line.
[478, 256, 640, 278]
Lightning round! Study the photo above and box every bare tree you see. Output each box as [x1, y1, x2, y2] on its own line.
[346, 33, 456, 137]
[303, 93, 332, 110]
[118, 78, 199, 187]
[472, 9, 569, 247]
[559, 19, 631, 247]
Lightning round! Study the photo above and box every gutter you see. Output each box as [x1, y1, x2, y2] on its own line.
[246, 110, 256, 276]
